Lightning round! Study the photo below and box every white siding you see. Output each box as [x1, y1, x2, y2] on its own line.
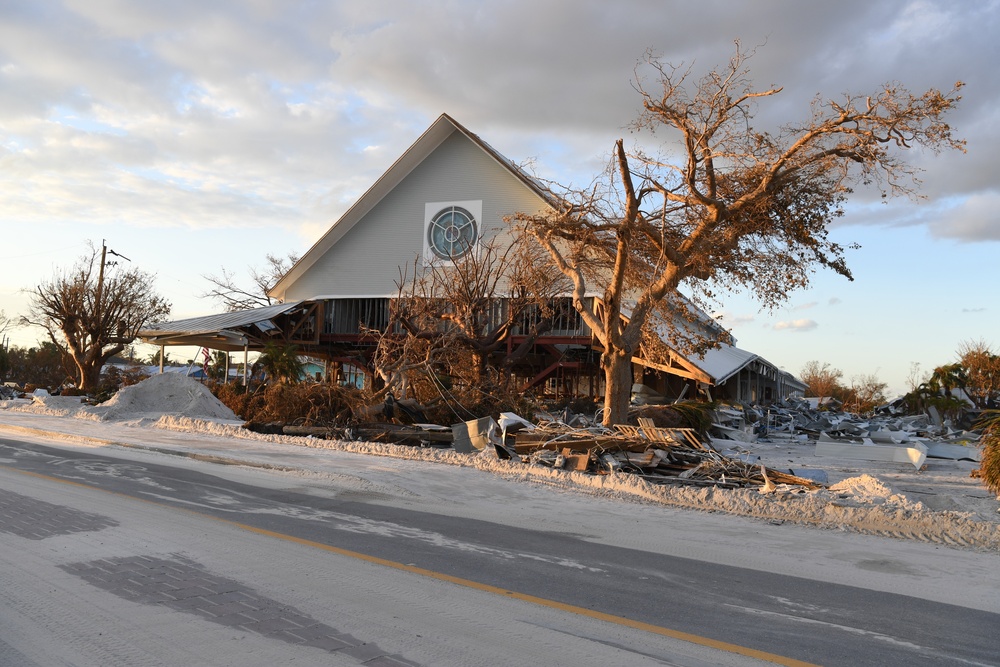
[283, 130, 552, 300]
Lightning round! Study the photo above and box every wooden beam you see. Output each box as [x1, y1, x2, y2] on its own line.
[631, 355, 712, 384]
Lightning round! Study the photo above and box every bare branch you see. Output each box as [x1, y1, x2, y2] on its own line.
[202, 252, 300, 312]
[518, 44, 964, 425]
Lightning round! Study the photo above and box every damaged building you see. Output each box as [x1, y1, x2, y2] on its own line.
[141, 114, 799, 404]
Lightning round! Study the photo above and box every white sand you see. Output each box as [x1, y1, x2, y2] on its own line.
[1, 375, 998, 553]
[10, 374, 238, 423]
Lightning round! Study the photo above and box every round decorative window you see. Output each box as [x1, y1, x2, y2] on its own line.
[427, 205, 478, 260]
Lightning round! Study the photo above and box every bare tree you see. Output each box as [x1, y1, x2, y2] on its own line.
[202, 252, 299, 312]
[24, 244, 171, 392]
[373, 232, 568, 409]
[905, 361, 926, 394]
[513, 44, 964, 425]
[848, 372, 889, 414]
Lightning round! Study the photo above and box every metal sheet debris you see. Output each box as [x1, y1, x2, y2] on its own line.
[452, 417, 497, 454]
[815, 436, 928, 469]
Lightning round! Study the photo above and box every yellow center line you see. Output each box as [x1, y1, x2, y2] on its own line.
[6, 465, 820, 667]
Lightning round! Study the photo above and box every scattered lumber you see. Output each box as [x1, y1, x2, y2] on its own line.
[519, 421, 822, 490]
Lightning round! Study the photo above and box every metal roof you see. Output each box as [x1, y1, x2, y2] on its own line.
[620, 300, 783, 386]
[687, 344, 762, 385]
[139, 302, 302, 351]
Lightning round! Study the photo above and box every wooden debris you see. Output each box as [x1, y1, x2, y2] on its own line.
[513, 421, 823, 490]
[561, 447, 591, 471]
[307, 413, 825, 490]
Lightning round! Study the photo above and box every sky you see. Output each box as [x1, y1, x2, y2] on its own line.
[0, 0, 997, 397]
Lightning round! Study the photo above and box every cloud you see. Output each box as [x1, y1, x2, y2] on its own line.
[962, 307, 987, 313]
[0, 0, 998, 339]
[928, 192, 1000, 243]
[773, 319, 819, 332]
[828, 297, 842, 306]
[714, 311, 755, 327]
[0, 0, 993, 239]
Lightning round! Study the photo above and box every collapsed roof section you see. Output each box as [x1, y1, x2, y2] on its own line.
[619, 299, 803, 394]
[139, 301, 318, 352]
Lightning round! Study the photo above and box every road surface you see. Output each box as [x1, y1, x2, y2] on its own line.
[0, 428, 998, 666]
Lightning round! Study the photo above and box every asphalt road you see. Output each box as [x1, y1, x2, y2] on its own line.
[1, 434, 997, 666]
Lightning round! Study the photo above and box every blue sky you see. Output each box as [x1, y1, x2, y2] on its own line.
[1, 0, 997, 396]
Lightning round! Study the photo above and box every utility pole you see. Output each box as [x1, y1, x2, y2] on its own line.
[95, 240, 131, 336]
[96, 240, 108, 329]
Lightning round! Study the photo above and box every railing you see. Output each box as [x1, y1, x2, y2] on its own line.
[322, 296, 592, 338]
[323, 298, 390, 335]
[512, 298, 590, 337]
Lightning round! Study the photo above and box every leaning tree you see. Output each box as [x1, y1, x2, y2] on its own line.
[514, 44, 965, 425]
[24, 244, 171, 392]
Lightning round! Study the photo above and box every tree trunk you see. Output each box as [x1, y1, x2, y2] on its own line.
[80, 362, 102, 393]
[470, 350, 486, 387]
[601, 348, 633, 426]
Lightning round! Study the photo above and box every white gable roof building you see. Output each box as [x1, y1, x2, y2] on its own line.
[147, 114, 800, 405]
[271, 114, 558, 303]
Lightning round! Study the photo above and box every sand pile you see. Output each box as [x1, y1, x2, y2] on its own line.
[83, 373, 238, 422]
[22, 395, 87, 417]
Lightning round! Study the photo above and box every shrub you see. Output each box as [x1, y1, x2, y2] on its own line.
[211, 381, 368, 426]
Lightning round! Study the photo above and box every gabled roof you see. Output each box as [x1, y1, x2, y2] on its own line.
[270, 113, 561, 300]
[687, 344, 763, 385]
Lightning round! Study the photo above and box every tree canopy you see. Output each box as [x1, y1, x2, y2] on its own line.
[513, 44, 965, 425]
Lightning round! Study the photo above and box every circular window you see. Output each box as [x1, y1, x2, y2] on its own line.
[427, 206, 478, 260]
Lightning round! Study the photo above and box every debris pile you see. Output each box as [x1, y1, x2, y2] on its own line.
[238, 390, 985, 493]
[705, 396, 983, 466]
[454, 413, 822, 490]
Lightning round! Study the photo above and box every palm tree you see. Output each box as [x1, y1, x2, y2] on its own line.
[927, 363, 968, 397]
[975, 411, 1000, 494]
[254, 342, 304, 384]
